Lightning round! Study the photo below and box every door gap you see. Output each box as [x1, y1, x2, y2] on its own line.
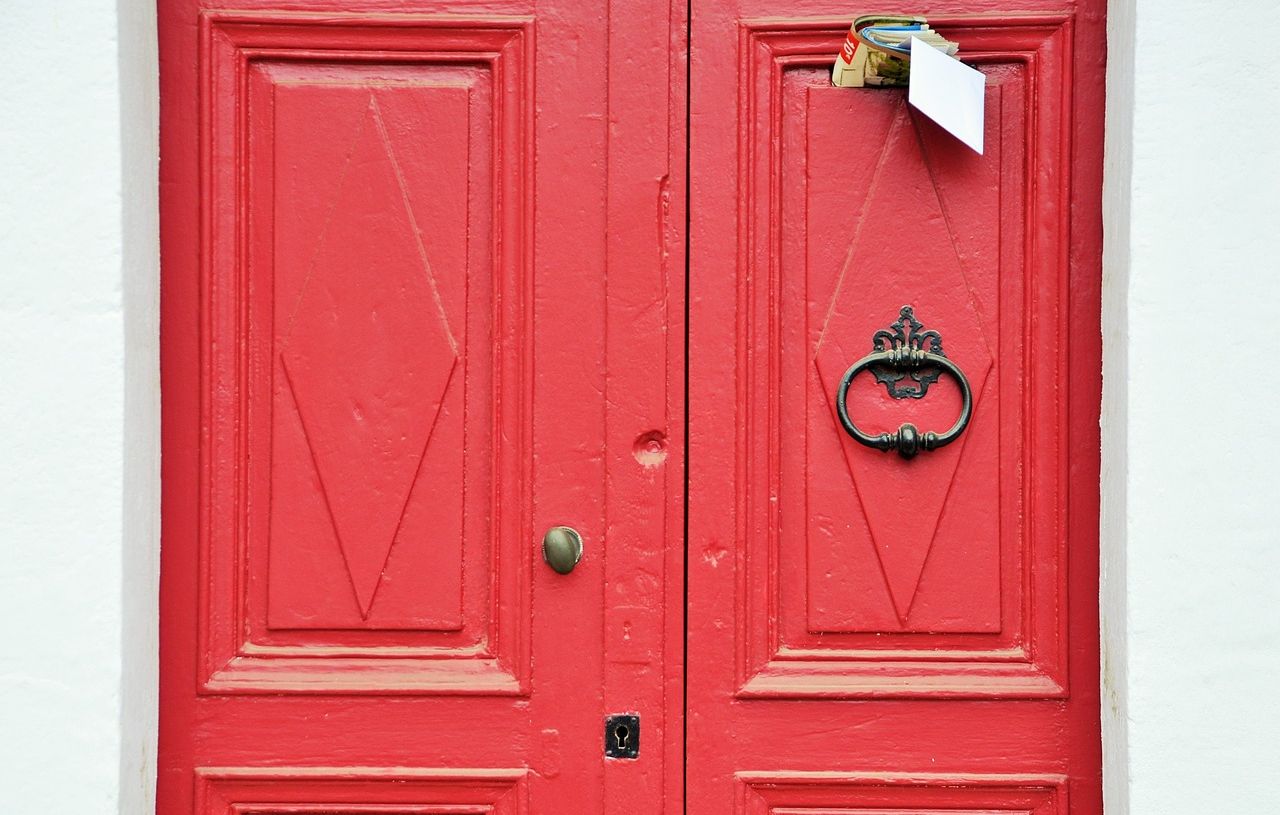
[681, 0, 692, 810]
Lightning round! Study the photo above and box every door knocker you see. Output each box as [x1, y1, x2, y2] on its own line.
[835, 305, 973, 459]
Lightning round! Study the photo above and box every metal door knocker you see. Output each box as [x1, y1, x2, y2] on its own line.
[835, 305, 973, 459]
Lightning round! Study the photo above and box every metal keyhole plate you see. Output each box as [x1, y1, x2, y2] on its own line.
[605, 714, 639, 759]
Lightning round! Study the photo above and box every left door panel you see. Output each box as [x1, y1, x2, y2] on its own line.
[160, 4, 608, 812]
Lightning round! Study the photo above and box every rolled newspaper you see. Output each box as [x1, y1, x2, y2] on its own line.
[832, 15, 960, 88]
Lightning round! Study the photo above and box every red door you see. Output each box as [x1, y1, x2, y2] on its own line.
[688, 3, 1104, 815]
[162, 0, 1104, 812]
[157, 1, 684, 813]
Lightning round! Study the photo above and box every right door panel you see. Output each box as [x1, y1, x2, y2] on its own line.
[689, 7, 1103, 814]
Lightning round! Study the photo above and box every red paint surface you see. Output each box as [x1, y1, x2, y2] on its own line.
[688, 5, 1104, 815]
[162, 1, 1102, 813]
[159, 2, 684, 813]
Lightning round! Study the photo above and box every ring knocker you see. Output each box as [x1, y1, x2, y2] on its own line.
[835, 305, 973, 459]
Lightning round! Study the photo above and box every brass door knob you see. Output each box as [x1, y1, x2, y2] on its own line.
[541, 526, 584, 574]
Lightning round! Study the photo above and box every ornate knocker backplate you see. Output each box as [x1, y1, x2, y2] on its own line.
[835, 305, 973, 458]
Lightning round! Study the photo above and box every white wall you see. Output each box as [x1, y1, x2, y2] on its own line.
[1102, 0, 1280, 811]
[0, 1, 159, 812]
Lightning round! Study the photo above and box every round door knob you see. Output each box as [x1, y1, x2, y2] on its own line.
[541, 526, 584, 575]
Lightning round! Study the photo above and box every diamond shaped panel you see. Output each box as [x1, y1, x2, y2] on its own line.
[814, 101, 993, 621]
[281, 96, 458, 617]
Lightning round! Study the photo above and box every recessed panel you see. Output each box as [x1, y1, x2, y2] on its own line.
[735, 21, 1071, 698]
[738, 773, 1064, 815]
[799, 82, 1008, 636]
[198, 14, 532, 693]
[196, 768, 527, 815]
[260, 70, 473, 634]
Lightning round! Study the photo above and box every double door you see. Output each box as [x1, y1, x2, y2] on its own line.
[158, 1, 1103, 812]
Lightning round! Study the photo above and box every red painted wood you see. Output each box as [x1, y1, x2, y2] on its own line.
[162, 0, 1102, 811]
[688, 3, 1104, 815]
[159, 2, 683, 813]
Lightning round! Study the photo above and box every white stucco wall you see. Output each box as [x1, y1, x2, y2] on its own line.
[1101, 0, 1280, 811]
[0, 1, 159, 812]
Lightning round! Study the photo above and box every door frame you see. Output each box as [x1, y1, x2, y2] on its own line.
[103, 0, 1156, 811]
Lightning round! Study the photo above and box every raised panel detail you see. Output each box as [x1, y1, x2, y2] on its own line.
[267, 79, 467, 630]
[197, 767, 527, 814]
[738, 773, 1065, 815]
[199, 13, 533, 694]
[735, 18, 1072, 698]
[808, 89, 999, 631]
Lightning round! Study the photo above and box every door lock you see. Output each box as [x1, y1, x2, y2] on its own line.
[605, 714, 639, 759]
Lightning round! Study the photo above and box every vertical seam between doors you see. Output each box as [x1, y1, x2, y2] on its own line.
[682, 0, 692, 811]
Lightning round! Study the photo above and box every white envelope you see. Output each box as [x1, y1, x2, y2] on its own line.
[908, 36, 986, 154]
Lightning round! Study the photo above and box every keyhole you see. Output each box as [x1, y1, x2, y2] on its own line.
[604, 714, 638, 758]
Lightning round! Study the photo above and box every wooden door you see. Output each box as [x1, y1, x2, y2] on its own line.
[161, 0, 1105, 810]
[157, 1, 685, 813]
[687, 4, 1105, 815]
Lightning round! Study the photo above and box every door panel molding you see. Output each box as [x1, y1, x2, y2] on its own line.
[162, 0, 685, 811]
[196, 12, 534, 695]
[732, 16, 1075, 700]
[690, 1, 1103, 809]
[195, 767, 528, 814]
[737, 772, 1067, 815]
